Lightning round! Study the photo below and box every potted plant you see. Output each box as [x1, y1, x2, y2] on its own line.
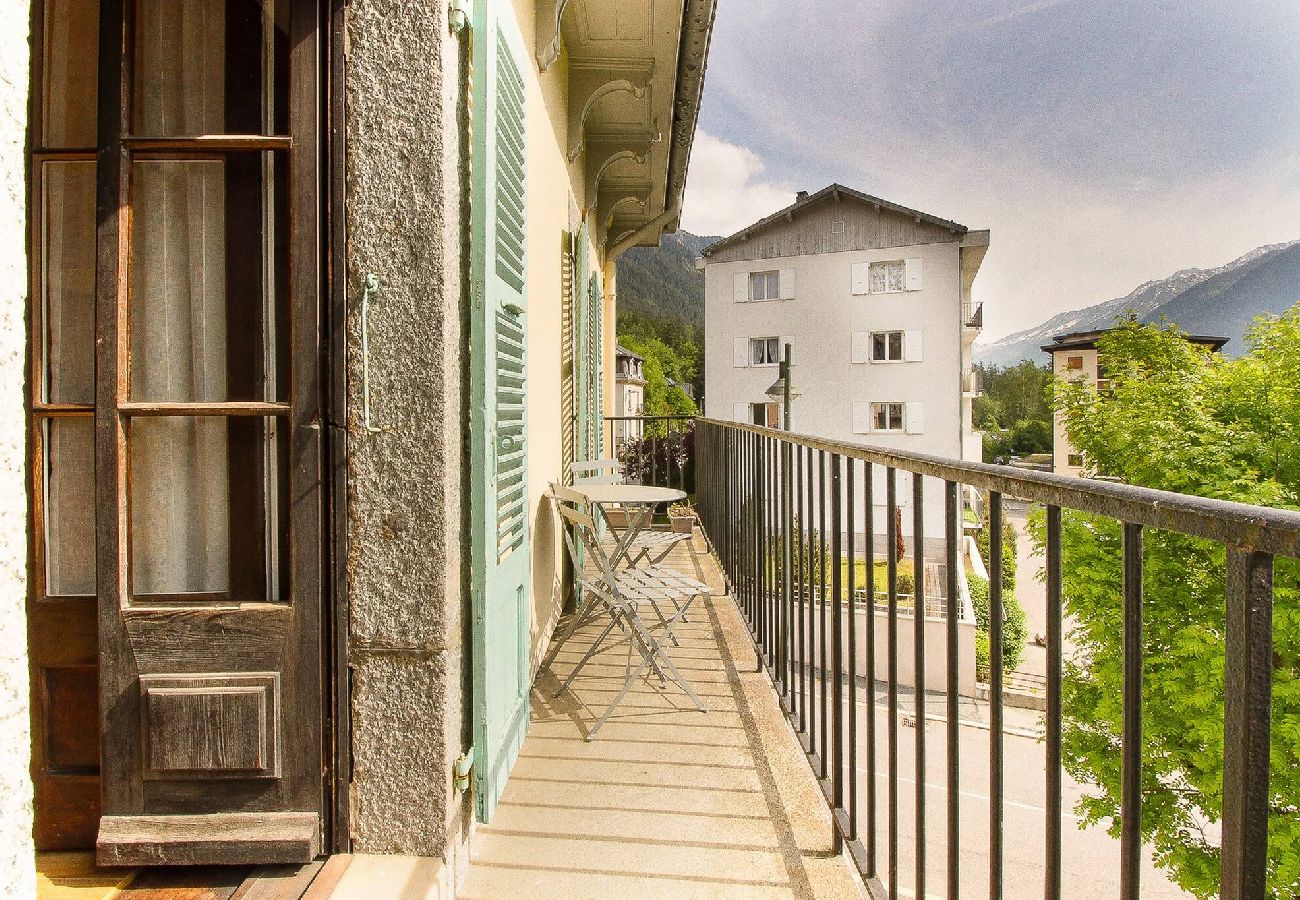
[668, 502, 697, 534]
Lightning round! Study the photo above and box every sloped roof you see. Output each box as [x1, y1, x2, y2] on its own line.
[701, 183, 968, 257]
[615, 344, 644, 361]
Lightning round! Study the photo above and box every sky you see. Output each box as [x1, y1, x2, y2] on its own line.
[679, 0, 1300, 341]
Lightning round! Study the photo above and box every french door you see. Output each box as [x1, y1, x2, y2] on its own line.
[27, 0, 325, 863]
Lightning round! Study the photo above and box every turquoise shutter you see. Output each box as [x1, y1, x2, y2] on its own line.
[469, 0, 530, 823]
[572, 222, 592, 462]
[590, 271, 604, 456]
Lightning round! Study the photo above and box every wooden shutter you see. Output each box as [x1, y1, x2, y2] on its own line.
[905, 330, 923, 361]
[906, 401, 925, 434]
[905, 257, 923, 290]
[851, 262, 869, 295]
[733, 338, 750, 368]
[851, 402, 871, 434]
[733, 272, 749, 303]
[469, 0, 530, 823]
[778, 269, 795, 300]
[573, 222, 591, 462]
[850, 332, 870, 364]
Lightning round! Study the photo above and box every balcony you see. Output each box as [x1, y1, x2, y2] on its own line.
[471, 415, 1298, 899]
[964, 301, 984, 330]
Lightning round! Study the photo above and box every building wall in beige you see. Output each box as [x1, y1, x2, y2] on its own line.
[1050, 346, 1100, 475]
[0, 11, 34, 895]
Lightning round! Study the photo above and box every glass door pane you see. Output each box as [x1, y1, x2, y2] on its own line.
[133, 0, 289, 135]
[42, 160, 96, 404]
[44, 418, 96, 596]
[42, 0, 99, 147]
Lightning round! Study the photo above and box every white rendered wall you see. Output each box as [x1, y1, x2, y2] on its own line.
[1050, 347, 1098, 475]
[0, 10, 34, 895]
[705, 240, 969, 539]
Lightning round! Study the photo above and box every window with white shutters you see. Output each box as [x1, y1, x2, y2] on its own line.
[871, 331, 904, 362]
[872, 401, 905, 432]
[749, 270, 781, 301]
[869, 260, 905, 293]
[749, 337, 780, 366]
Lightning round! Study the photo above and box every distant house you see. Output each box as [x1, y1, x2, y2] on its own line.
[701, 183, 989, 538]
[614, 344, 647, 442]
[1043, 328, 1229, 475]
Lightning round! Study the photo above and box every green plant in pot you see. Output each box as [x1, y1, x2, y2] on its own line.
[668, 502, 697, 534]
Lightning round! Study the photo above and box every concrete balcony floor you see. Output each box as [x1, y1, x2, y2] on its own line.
[460, 535, 863, 899]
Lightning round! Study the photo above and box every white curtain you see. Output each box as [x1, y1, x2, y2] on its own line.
[129, 0, 232, 596]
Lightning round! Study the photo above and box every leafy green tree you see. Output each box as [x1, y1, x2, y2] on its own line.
[618, 333, 699, 434]
[975, 361, 1053, 460]
[1033, 313, 1300, 897]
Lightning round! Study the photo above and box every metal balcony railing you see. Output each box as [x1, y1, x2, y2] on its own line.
[605, 414, 695, 493]
[693, 416, 1300, 899]
[965, 302, 984, 329]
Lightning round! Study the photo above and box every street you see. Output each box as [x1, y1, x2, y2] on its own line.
[839, 699, 1190, 898]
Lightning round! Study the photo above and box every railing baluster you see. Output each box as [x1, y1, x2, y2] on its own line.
[819, 449, 829, 780]
[1221, 547, 1274, 900]
[1120, 522, 1143, 900]
[945, 481, 961, 900]
[798, 443, 807, 736]
[865, 461, 877, 879]
[784, 438, 794, 707]
[847, 458, 858, 844]
[913, 473, 927, 898]
[831, 453, 844, 852]
[1045, 504, 1063, 900]
[990, 491, 1005, 900]
[887, 467, 899, 896]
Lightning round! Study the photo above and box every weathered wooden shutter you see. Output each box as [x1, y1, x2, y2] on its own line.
[733, 337, 750, 368]
[733, 272, 750, 303]
[778, 269, 795, 300]
[850, 262, 870, 295]
[469, 0, 530, 823]
[573, 222, 593, 462]
[589, 270, 605, 456]
[904, 329, 923, 362]
[905, 257, 923, 290]
[850, 332, 870, 364]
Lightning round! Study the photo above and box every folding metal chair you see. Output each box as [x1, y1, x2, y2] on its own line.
[548, 484, 708, 739]
[569, 458, 624, 485]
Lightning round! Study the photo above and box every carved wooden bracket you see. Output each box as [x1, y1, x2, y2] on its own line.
[566, 60, 654, 162]
[583, 132, 659, 210]
[535, 0, 572, 71]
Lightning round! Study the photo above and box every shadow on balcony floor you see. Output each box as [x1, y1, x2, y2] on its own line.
[460, 536, 863, 899]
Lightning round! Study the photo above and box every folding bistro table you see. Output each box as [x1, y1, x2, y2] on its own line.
[571, 483, 686, 566]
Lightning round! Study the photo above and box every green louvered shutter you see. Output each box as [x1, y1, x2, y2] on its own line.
[572, 223, 591, 463]
[469, 0, 530, 823]
[589, 270, 604, 456]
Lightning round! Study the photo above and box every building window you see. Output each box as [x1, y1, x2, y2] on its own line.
[750, 336, 781, 366]
[868, 260, 905, 293]
[871, 331, 904, 362]
[749, 270, 780, 301]
[872, 401, 905, 432]
[1067, 453, 1084, 468]
[1066, 355, 1084, 370]
[831, 220, 846, 234]
[751, 402, 779, 428]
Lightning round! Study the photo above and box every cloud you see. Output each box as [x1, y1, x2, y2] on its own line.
[680, 130, 798, 238]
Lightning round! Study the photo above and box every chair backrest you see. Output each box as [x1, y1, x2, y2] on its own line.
[549, 483, 620, 590]
[569, 458, 623, 485]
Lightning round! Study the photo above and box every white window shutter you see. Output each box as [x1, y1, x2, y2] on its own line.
[906, 401, 925, 434]
[851, 262, 869, 295]
[733, 402, 750, 424]
[779, 269, 796, 300]
[851, 401, 871, 434]
[850, 332, 870, 363]
[733, 272, 750, 303]
[732, 337, 750, 368]
[904, 257, 923, 291]
[905, 329, 923, 361]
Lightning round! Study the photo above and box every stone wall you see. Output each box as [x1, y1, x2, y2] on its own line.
[344, 0, 471, 865]
[0, 11, 34, 897]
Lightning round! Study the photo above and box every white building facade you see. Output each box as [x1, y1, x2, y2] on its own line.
[703, 185, 988, 540]
[614, 344, 647, 443]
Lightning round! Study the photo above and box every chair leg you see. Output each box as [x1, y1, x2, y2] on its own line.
[557, 615, 622, 696]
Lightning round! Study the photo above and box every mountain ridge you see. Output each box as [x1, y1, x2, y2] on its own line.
[975, 240, 1300, 368]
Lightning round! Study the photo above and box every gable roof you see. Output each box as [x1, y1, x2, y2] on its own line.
[701, 183, 968, 257]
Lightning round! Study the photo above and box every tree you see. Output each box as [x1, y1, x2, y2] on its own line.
[1032, 313, 1300, 897]
[975, 361, 1053, 460]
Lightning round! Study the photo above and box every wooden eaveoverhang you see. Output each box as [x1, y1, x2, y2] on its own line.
[535, 0, 716, 255]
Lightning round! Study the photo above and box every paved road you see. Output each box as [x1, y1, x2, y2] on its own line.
[804, 696, 1192, 898]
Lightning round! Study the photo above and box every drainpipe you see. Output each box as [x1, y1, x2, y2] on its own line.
[605, 204, 680, 264]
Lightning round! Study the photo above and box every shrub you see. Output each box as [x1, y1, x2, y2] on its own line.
[967, 572, 1027, 674]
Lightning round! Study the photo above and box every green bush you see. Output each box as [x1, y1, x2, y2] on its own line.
[974, 508, 1017, 594]
[975, 631, 991, 682]
[967, 572, 1027, 674]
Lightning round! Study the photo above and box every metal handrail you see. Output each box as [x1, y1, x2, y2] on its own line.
[693, 417, 1290, 899]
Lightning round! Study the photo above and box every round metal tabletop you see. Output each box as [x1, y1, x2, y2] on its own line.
[572, 484, 686, 505]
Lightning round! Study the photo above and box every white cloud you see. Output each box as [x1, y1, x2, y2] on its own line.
[680, 130, 798, 238]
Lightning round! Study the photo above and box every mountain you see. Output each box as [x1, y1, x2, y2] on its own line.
[616, 230, 717, 327]
[975, 240, 1300, 368]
